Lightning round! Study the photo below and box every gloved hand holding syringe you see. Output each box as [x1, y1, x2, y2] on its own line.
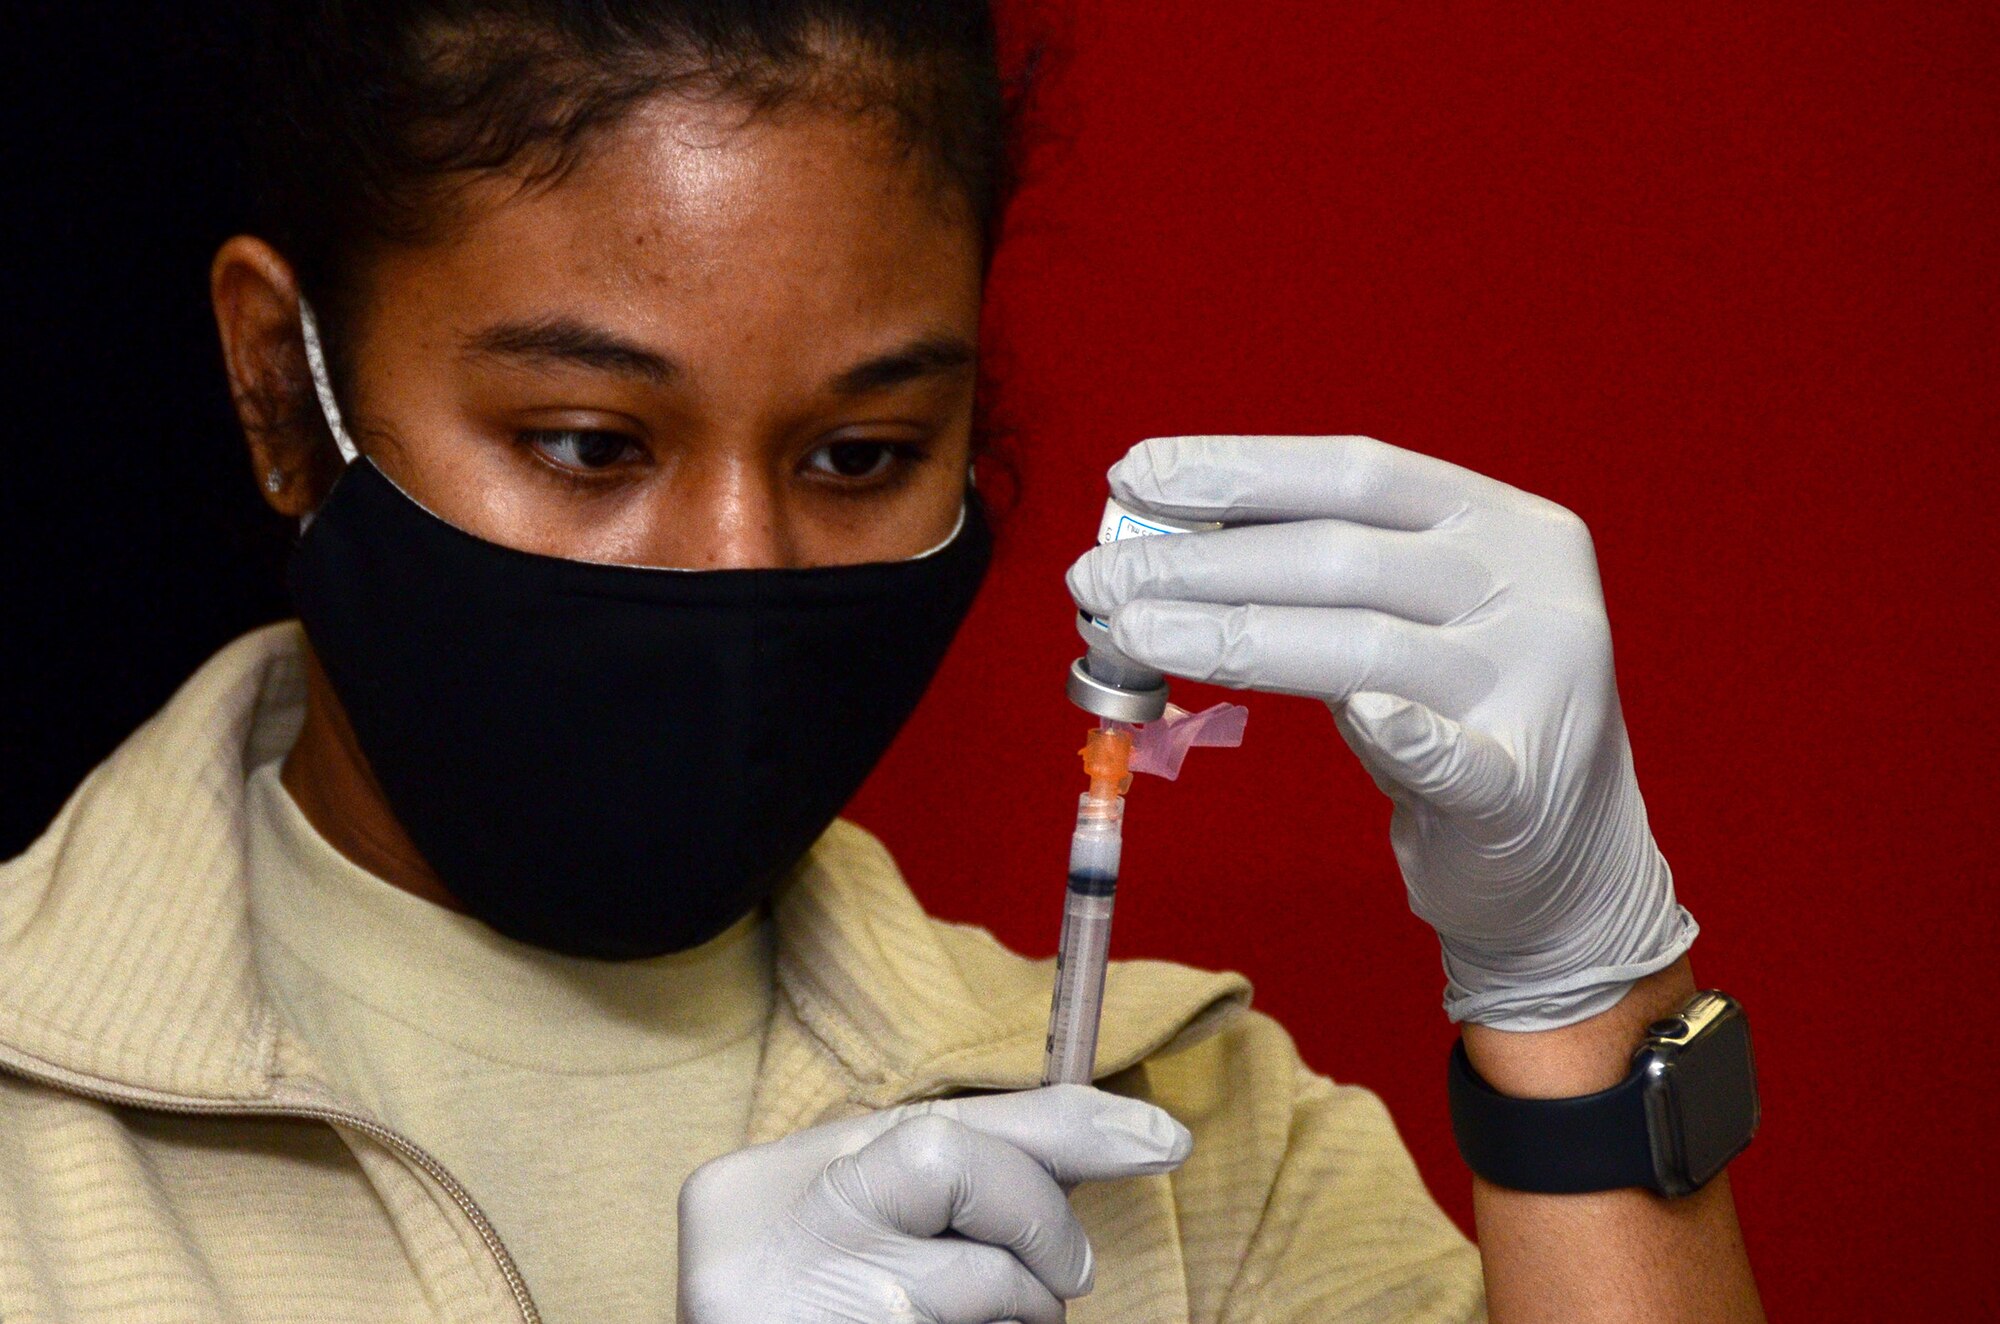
[1044, 500, 1249, 1087]
[677, 435, 1714, 1322]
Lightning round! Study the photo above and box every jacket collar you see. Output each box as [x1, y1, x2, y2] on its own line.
[0, 625, 1248, 1119]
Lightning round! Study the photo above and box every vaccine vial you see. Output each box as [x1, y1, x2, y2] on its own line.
[1066, 497, 1221, 721]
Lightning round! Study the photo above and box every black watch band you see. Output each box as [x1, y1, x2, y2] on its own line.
[1446, 1039, 1658, 1194]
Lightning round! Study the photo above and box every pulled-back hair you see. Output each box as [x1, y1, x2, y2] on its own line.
[241, 0, 1036, 302]
[230, 0, 1046, 488]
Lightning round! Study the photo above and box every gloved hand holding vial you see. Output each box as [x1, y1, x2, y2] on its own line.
[1064, 435, 1694, 1033]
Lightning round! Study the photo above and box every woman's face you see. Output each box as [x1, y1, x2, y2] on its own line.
[240, 95, 984, 568]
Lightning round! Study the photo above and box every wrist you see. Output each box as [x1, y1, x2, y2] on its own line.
[1462, 956, 1697, 1098]
[1437, 884, 1699, 1033]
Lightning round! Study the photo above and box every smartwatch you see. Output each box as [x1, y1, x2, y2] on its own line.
[1447, 989, 1759, 1198]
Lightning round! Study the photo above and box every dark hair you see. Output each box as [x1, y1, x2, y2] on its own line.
[234, 0, 1049, 489]
[242, 0, 1037, 296]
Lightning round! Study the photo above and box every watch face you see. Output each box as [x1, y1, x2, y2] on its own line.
[1667, 1010, 1760, 1188]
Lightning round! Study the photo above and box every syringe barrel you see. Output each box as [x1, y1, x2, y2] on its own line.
[1068, 792, 1124, 878]
[1044, 889, 1115, 1086]
[1044, 794, 1125, 1087]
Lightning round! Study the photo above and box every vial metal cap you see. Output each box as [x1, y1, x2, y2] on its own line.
[1067, 656, 1168, 723]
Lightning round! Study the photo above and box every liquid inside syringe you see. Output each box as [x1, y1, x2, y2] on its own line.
[1043, 726, 1131, 1087]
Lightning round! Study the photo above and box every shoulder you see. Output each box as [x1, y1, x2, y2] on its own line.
[1118, 1010, 1486, 1322]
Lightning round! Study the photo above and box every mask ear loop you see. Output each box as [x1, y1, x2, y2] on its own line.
[298, 297, 360, 465]
[295, 297, 360, 532]
[906, 497, 970, 561]
[906, 445, 981, 561]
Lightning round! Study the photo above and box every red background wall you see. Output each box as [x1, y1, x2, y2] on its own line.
[846, 4, 1996, 1318]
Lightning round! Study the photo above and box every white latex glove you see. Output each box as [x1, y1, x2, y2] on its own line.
[678, 1083, 1191, 1324]
[1066, 435, 1696, 1031]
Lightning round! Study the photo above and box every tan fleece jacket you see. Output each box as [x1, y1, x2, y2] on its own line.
[0, 624, 1483, 1322]
[241, 758, 774, 1322]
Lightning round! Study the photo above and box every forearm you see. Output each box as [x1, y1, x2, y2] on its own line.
[1463, 957, 1764, 1324]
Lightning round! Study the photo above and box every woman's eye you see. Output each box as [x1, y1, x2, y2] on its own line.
[805, 441, 915, 482]
[522, 429, 640, 472]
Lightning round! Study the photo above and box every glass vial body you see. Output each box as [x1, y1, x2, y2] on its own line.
[1067, 498, 1221, 722]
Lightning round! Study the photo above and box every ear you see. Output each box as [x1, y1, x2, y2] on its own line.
[210, 236, 341, 517]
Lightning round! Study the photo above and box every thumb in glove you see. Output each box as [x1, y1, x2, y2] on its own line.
[1334, 691, 1516, 821]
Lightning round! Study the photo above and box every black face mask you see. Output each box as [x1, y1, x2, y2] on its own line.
[287, 457, 990, 959]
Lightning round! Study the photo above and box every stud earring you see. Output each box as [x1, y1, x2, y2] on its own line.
[265, 468, 284, 493]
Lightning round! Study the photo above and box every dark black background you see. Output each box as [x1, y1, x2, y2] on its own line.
[2, 4, 290, 854]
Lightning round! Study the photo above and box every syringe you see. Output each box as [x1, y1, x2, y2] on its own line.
[1043, 725, 1132, 1087]
[1045, 496, 1235, 1086]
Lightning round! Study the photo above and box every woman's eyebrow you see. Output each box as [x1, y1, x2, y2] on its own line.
[461, 317, 679, 383]
[828, 334, 976, 396]
[460, 316, 974, 393]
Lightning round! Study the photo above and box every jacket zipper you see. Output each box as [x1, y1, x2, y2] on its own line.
[0, 1049, 539, 1324]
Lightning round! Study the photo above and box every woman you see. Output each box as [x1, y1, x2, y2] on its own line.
[0, 2, 1763, 1321]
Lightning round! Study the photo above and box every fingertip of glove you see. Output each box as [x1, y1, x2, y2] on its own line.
[1064, 549, 1104, 612]
[1107, 437, 1180, 508]
[1345, 691, 1411, 724]
[1104, 441, 1148, 496]
[1110, 599, 1225, 679]
[1087, 1095, 1193, 1170]
[1166, 1117, 1194, 1165]
[1342, 693, 1449, 767]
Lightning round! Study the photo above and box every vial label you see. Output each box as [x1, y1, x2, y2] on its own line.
[1096, 499, 1216, 546]
[1085, 499, 1220, 633]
